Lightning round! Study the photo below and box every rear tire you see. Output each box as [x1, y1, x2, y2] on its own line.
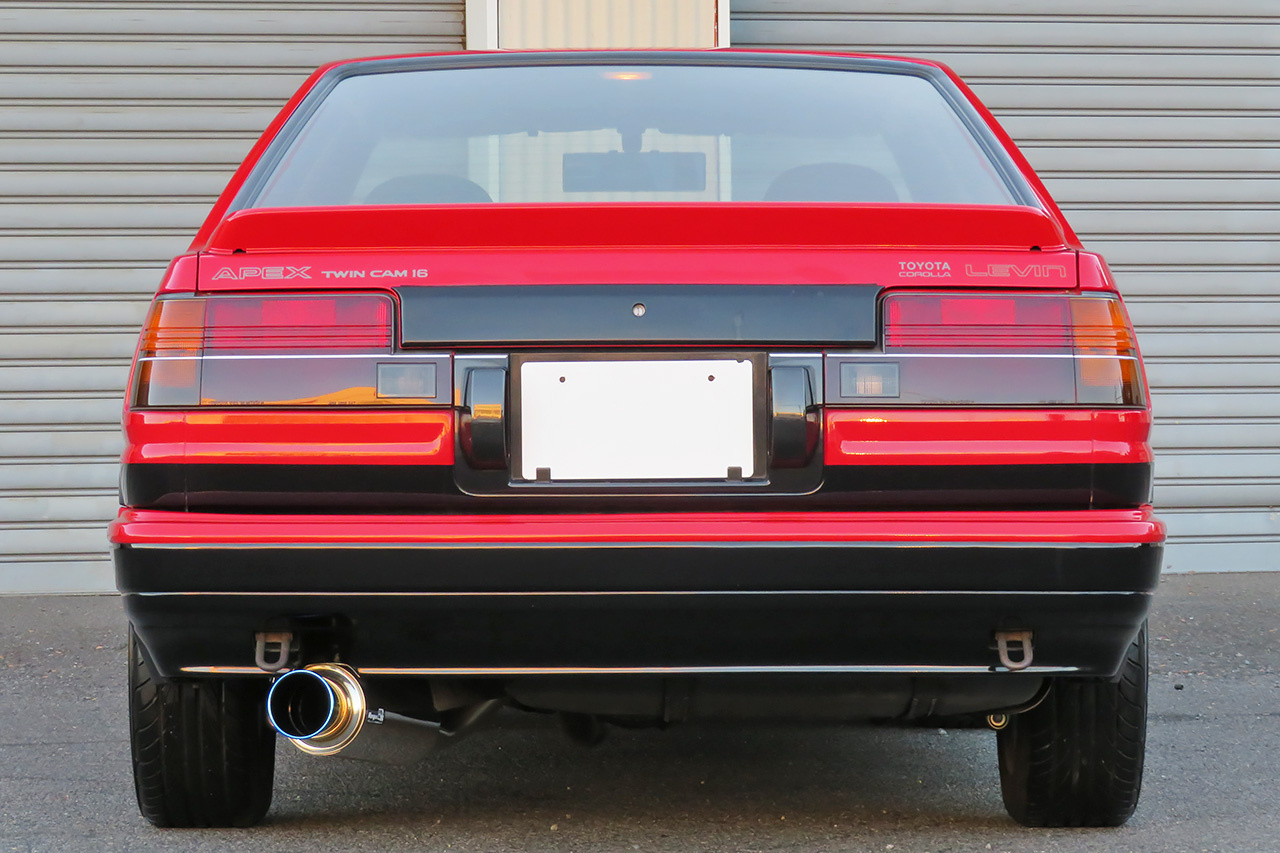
[128, 627, 276, 827]
[997, 622, 1148, 827]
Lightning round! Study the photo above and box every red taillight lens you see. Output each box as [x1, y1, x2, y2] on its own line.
[827, 291, 1145, 407]
[133, 293, 447, 408]
[885, 292, 1073, 351]
[204, 295, 391, 352]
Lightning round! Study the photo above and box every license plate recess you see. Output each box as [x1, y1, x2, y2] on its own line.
[516, 356, 758, 482]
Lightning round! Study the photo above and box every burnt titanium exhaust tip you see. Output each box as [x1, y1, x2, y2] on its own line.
[266, 663, 367, 756]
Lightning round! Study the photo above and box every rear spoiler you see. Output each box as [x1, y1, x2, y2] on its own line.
[199, 202, 1069, 254]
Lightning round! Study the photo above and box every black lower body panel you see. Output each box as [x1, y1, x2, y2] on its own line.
[120, 461, 1153, 512]
[116, 539, 1162, 684]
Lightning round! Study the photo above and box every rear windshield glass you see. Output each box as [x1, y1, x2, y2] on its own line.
[250, 64, 1022, 208]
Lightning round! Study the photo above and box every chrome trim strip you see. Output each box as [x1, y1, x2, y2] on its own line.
[139, 589, 1145, 598]
[358, 664, 1081, 676]
[126, 540, 1147, 551]
[181, 664, 1080, 676]
[825, 352, 1139, 360]
[138, 353, 451, 362]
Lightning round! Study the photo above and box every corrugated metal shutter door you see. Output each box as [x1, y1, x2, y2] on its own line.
[733, 1, 1280, 573]
[0, 2, 464, 593]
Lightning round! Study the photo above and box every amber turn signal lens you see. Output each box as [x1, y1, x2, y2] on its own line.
[139, 298, 205, 356]
[1071, 298, 1136, 360]
[134, 298, 206, 406]
[1070, 297, 1143, 403]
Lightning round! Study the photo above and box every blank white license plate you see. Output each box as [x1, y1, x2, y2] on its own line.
[520, 359, 755, 481]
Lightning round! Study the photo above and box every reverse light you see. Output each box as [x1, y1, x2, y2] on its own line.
[827, 292, 1145, 407]
[376, 362, 437, 399]
[840, 362, 899, 398]
[133, 294, 449, 408]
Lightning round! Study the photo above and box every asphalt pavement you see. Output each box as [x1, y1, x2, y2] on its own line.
[2, 571, 1277, 852]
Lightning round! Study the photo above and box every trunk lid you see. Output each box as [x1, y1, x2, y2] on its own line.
[196, 203, 1076, 292]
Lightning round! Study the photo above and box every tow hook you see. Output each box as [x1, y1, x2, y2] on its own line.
[995, 630, 1034, 671]
[254, 631, 295, 672]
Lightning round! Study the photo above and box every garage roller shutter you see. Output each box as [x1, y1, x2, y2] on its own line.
[733, 0, 1280, 573]
[0, 1, 464, 593]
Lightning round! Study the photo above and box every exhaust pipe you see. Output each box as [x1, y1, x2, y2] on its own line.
[266, 663, 503, 763]
[267, 663, 368, 756]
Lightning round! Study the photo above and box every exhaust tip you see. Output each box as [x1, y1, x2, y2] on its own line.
[267, 669, 337, 740]
[266, 663, 366, 755]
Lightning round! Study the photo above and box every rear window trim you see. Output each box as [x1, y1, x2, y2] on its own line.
[229, 51, 1040, 214]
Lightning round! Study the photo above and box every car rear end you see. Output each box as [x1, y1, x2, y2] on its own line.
[111, 51, 1163, 829]
[115, 212, 1160, 680]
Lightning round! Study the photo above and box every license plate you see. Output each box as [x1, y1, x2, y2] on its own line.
[519, 359, 755, 481]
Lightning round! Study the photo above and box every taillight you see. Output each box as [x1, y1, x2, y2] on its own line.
[1070, 297, 1142, 405]
[134, 299, 205, 406]
[132, 294, 449, 408]
[826, 291, 1145, 407]
[203, 295, 391, 352]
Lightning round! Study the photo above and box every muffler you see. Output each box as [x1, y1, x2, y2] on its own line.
[266, 663, 502, 763]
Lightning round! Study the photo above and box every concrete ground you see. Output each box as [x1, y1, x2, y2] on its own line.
[2, 572, 1277, 852]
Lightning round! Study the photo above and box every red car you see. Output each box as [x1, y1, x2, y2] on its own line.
[111, 50, 1163, 829]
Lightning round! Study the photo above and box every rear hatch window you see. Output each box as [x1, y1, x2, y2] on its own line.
[248, 63, 1024, 208]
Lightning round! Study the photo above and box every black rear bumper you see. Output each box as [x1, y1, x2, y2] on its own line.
[116, 537, 1161, 680]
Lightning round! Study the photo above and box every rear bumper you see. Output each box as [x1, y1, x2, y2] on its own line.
[112, 508, 1163, 679]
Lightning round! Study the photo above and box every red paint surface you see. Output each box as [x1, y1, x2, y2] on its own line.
[930, 62, 1081, 248]
[157, 255, 199, 294]
[188, 62, 339, 252]
[110, 506, 1164, 547]
[1076, 252, 1117, 293]
[122, 408, 1147, 469]
[124, 51, 1156, 515]
[123, 410, 453, 465]
[825, 409, 1152, 466]
[186, 50, 1083, 254]
[194, 247, 1081, 292]
[201, 203, 1067, 255]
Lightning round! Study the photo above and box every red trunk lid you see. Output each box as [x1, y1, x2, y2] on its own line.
[195, 203, 1077, 292]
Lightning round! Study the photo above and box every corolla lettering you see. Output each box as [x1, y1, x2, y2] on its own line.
[898, 260, 952, 278]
